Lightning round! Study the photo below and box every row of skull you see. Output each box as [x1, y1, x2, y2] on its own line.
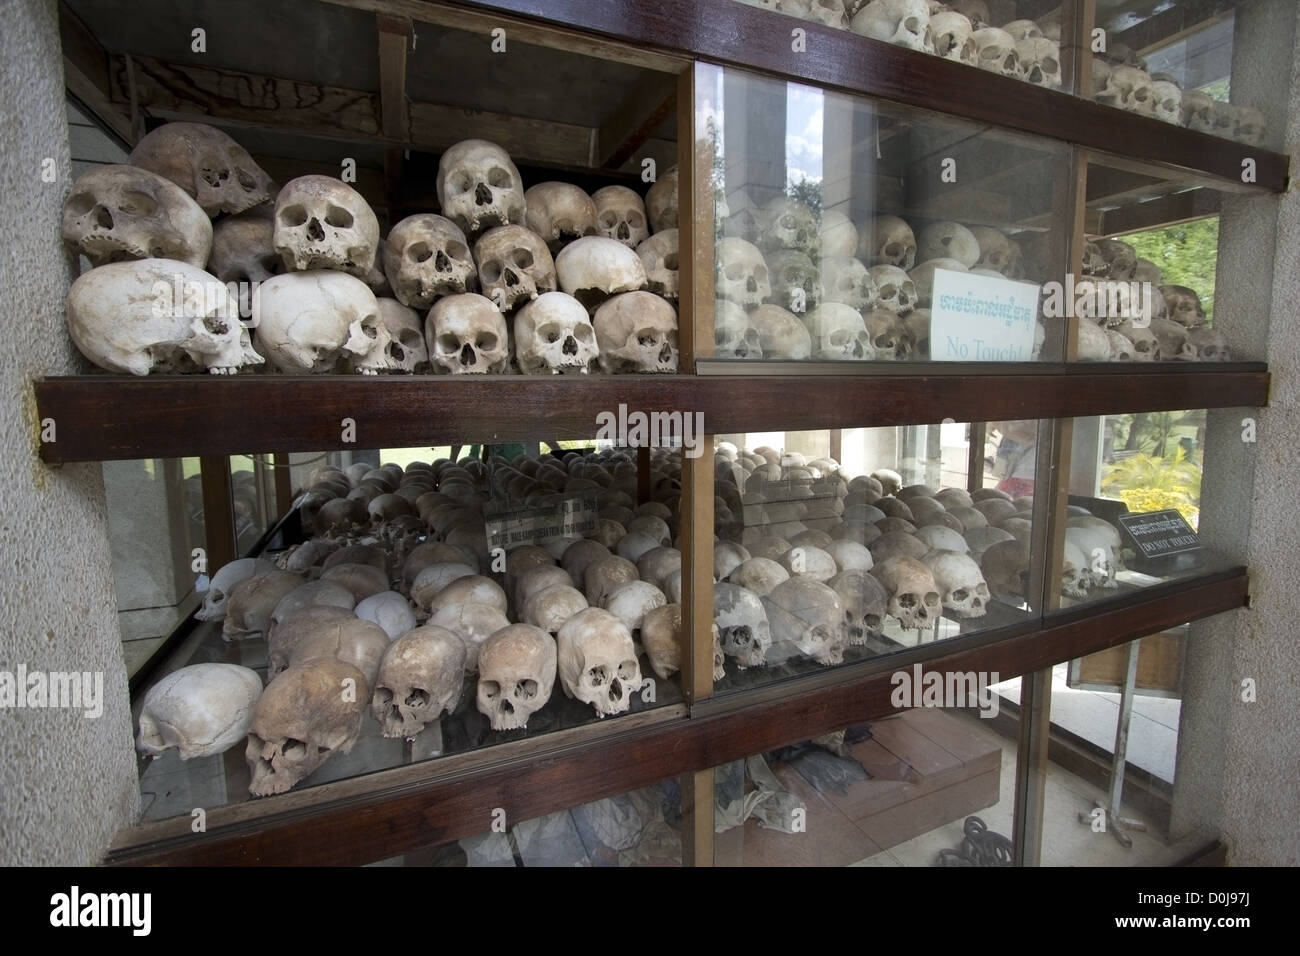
[739, 0, 1266, 145]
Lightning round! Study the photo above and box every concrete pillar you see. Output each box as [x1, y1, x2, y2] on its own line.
[0, 0, 138, 864]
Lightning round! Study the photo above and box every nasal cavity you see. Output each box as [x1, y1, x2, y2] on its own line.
[617, 222, 630, 240]
[475, 183, 493, 206]
[563, 335, 578, 356]
[94, 206, 114, 230]
[658, 342, 672, 363]
[435, 250, 450, 270]
[307, 218, 324, 242]
[460, 343, 476, 365]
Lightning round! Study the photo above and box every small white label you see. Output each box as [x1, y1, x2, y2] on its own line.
[929, 269, 1039, 362]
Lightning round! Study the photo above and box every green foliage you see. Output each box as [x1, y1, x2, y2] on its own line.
[1124, 217, 1218, 323]
[1102, 446, 1202, 527]
[786, 176, 823, 216]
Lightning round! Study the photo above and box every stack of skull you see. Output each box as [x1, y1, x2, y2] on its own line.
[715, 199, 1042, 362]
[62, 122, 683, 376]
[735, 1, 1266, 145]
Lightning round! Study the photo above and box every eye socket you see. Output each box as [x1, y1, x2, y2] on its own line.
[480, 680, 500, 699]
[325, 205, 354, 229]
[446, 241, 469, 260]
[280, 204, 308, 227]
[628, 212, 644, 228]
[1044, 57, 1059, 73]
[538, 322, 561, 344]
[120, 191, 159, 216]
[599, 211, 619, 228]
[488, 166, 512, 187]
[282, 738, 307, 760]
[724, 262, 743, 280]
[476, 333, 498, 351]
[574, 323, 594, 343]
[65, 192, 95, 216]
[511, 249, 534, 269]
[437, 333, 462, 353]
[880, 283, 897, 298]
[480, 260, 502, 283]
[449, 171, 472, 193]
[754, 266, 768, 282]
[664, 252, 679, 270]
[408, 241, 432, 263]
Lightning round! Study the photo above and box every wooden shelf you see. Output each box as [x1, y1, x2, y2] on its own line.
[448, 0, 1289, 193]
[35, 365, 1269, 463]
[103, 567, 1248, 866]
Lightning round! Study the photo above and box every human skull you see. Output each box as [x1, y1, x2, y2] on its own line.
[759, 196, 819, 257]
[286, 617, 389, 695]
[1097, 239, 1138, 280]
[827, 568, 888, 644]
[851, 0, 934, 53]
[68, 258, 262, 375]
[863, 308, 909, 359]
[1188, 326, 1229, 361]
[207, 211, 282, 286]
[1160, 285, 1206, 329]
[436, 138, 526, 237]
[1115, 320, 1159, 361]
[909, 258, 966, 309]
[137, 663, 263, 760]
[515, 291, 599, 374]
[590, 185, 649, 249]
[762, 577, 847, 665]
[371, 625, 467, 738]
[872, 556, 942, 629]
[382, 214, 476, 309]
[555, 236, 648, 312]
[129, 122, 274, 216]
[862, 215, 916, 270]
[594, 291, 679, 373]
[426, 293, 510, 374]
[922, 549, 989, 618]
[252, 271, 380, 373]
[1180, 90, 1216, 133]
[645, 165, 679, 234]
[523, 584, 589, 635]
[1151, 80, 1182, 125]
[1016, 37, 1061, 88]
[354, 298, 427, 374]
[474, 225, 557, 311]
[1106, 330, 1135, 361]
[477, 624, 557, 730]
[525, 182, 599, 253]
[1002, 19, 1041, 41]
[427, 601, 510, 672]
[917, 221, 980, 268]
[806, 303, 874, 360]
[1110, 66, 1154, 116]
[714, 299, 763, 358]
[355, 590, 418, 641]
[1067, 516, 1124, 589]
[868, 265, 917, 314]
[602, 580, 668, 644]
[1210, 101, 1238, 139]
[766, 249, 821, 313]
[819, 256, 878, 311]
[62, 165, 212, 268]
[967, 226, 1014, 275]
[714, 583, 772, 668]
[640, 604, 684, 680]
[583, 555, 641, 608]
[274, 175, 380, 277]
[196, 558, 275, 621]
[245, 657, 367, 796]
[556, 608, 642, 717]
[747, 304, 812, 359]
[1150, 318, 1198, 361]
[972, 28, 1019, 76]
[716, 237, 772, 309]
[931, 11, 976, 63]
[818, 209, 859, 259]
[950, 0, 988, 24]
[636, 229, 680, 300]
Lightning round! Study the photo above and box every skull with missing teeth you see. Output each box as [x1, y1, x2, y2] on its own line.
[382, 213, 477, 309]
[593, 292, 679, 373]
[557, 608, 642, 717]
[426, 293, 511, 374]
[515, 291, 600, 374]
[129, 121, 275, 216]
[436, 138, 526, 237]
[274, 175, 380, 278]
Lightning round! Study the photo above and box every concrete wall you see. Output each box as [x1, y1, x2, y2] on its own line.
[0, 0, 139, 864]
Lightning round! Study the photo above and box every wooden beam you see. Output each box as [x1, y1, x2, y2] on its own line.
[376, 14, 412, 142]
[1113, 0, 1233, 56]
[199, 456, 237, 571]
[1098, 188, 1222, 237]
[596, 77, 677, 169]
[58, 2, 135, 146]
[106, 54, 599, 169]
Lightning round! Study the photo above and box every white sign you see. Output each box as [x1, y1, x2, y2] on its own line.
[484, 491, 599, 551]
[929, 269, 1040, 362]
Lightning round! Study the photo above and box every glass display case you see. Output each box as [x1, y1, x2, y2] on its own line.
[41, 0, 1287, 866]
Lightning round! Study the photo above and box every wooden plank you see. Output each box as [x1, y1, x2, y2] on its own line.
[1099, 189, 1222, 237]
[902, 707, 1004, 767]
[442, 0, 1288, 192]
[104, 570, 1249, 865]
[596, 77, 676, 169]
[868, 715, 963, 778]
[34, 367, 1271, 465]
[376, 14, 412, 142]
[856, 767, 1000, 851]
[199, 456, 237, 571]
[58, 2, 136, 145]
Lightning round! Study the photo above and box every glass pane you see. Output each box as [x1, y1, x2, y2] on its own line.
[704, 66, 1068, 365]
[135, 442, 682, 823]
[714, 699, 1020, 866]
[712, 424, 1041, 695]
[1055, 410, 1244, 608]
